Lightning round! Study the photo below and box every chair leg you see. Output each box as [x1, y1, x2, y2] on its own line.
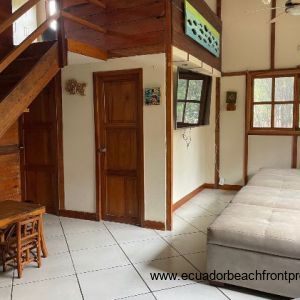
[37, 224, 42, 268]
[2, 249, 6, 272]
[37, 241, 41, 268]
[17, 249, 22, 278]
[17, 264, 23, 279]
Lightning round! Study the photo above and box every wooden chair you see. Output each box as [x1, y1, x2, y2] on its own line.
[1, 216, 42, 278]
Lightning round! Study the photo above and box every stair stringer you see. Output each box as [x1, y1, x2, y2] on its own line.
[0, 42, 60, 139]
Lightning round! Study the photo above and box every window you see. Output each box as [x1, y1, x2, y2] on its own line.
[250, 74, 299, 131]
[175, 69, 212, 128]
[46, 0, 58, 30]
[12, 0, 38, 45]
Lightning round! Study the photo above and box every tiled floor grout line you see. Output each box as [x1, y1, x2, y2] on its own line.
[174, 213, 209, 235]
[12, 274, 78, 287]
[150, 282, 199, 295]
[10, 268, 15, 300]
[153, 230, 206, 275]
[115, 292, 156, 300]
[39, 191, 236, 299]
[102, 222, 158, 300]
[58, 217, 85, 300]
[4, 191, 244, 299]
[173, 192, 235, 300]
[217, 287, 231, 300]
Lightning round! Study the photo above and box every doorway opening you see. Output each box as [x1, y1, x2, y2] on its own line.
[19, 73, 64, 214]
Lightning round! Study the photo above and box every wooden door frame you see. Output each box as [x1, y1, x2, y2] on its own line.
[19, 72, 64, 214]
[93, 68, 145, 225]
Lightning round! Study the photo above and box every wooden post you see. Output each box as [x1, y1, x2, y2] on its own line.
[271, 0, 276, 70]
[165, 0, 173, 231]
[215, 0, 222, 188]
[57, 0, 67, 67]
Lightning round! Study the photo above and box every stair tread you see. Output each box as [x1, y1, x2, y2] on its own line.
[0, 73, 25, 80]
[15, 56, 39, 62]
[0, 42, 54, 76]
[19, 41, 55, 59]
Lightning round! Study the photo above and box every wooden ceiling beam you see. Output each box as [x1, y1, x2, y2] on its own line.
[62, 11, 107, 34]
[87, 0, 106, 9]
[67, 38, 108, 60]
[63, 0, 87, 9]
[62, 0, 105, 9]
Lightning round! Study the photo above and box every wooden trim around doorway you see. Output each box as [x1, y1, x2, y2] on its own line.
[54, 72, 65, 211]
[59, 209, 98, 221]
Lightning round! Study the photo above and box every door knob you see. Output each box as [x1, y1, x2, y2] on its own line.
[98, 148, 107, 153]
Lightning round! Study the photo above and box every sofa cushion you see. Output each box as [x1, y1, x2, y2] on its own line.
[232, 185, 300, 211]
[248, 168, 300, 190]
[208, 203, 300, 260]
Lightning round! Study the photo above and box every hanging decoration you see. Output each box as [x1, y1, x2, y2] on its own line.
[182, 128, 192, 149]
[65, 79, 87, 96]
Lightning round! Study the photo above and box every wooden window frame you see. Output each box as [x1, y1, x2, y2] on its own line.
[176, 70, 212, 129]
[247, 71, 300, 136]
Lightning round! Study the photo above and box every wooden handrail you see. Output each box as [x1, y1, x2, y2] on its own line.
[0, 13, 60, 73]
[0, 0, 41, 35]
[61, 11, 106, 34]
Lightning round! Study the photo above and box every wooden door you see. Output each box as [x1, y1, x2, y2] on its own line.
[0, 122, 22, 202]
[20, 75, 63, 214]
[94, 69, 144, 225]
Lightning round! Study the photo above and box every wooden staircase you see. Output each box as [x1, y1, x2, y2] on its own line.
[0, 0, 65, 140]
[0, 0, 108, 139]
[0, 42, 60, 138]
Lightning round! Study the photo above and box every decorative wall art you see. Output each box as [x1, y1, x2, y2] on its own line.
[226, 91, 237, 111]
[184, 0, 220, 58]
[65, 79, 87, 96]
[145, 87, 161, 105]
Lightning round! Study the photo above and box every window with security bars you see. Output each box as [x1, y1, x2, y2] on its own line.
[251, 74, 299, 130]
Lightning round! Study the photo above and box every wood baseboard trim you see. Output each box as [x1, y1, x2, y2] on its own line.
[59, 209, 98, 221]
[173, 184, 210, 212]
[142, 220, 165, 230]
[219, 184, 243, 191]
[172, 183, 243, 213]
[203, 183, 215, 189]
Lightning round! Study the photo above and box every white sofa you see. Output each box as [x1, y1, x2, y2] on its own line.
[207, 169, 300, 298]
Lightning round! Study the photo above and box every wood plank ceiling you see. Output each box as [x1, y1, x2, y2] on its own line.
[63, 0, 167, 58]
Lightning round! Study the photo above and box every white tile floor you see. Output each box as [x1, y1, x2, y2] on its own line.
[0, 189, 285, 300]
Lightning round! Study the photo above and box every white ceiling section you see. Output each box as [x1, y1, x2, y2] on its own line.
[172, 46, 221, 77]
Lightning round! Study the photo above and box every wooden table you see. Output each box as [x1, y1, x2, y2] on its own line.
[0, 201, 48, 257]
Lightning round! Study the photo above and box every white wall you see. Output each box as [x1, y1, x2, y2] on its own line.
[62, 53, 166, 223]
[248, 136, 292, 176]
[173, 77, 216, 203]
[172, 0, 217, 203]
[220, 0, 300, 184]
[220, 76, 245, 185]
